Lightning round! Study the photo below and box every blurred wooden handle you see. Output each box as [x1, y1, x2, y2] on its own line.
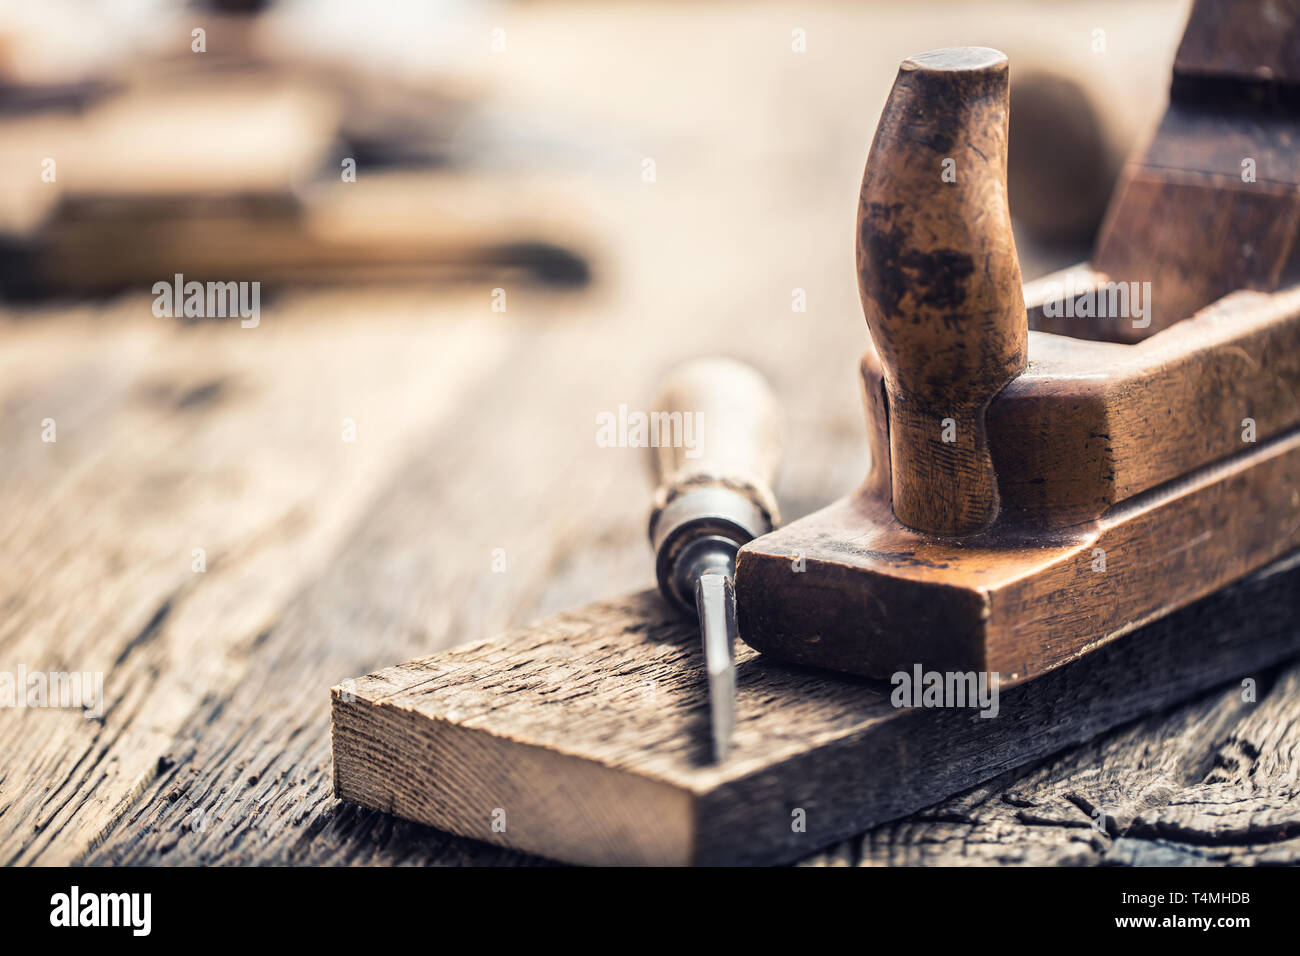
[648, 357, 781, 525]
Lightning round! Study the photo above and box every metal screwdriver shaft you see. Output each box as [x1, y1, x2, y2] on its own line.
[695, 571, 737, 761]
[647, 357, 781, 762]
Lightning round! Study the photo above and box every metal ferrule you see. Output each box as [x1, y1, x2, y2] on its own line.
[649, 486, 773, 614]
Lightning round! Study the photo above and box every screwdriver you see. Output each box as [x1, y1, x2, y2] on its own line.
[647, 358, 781, 762]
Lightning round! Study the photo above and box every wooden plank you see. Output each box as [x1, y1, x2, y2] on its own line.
[331, 553, 1300, 866]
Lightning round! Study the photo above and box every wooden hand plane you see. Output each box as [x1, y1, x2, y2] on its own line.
[737, 9, 1300, 685]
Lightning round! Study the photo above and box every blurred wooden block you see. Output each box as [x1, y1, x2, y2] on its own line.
[0, 75, 591, 293]
[1088, 0, 1300, 341]
[26, 172, 592, 292]
[332, 553, 1300, 866]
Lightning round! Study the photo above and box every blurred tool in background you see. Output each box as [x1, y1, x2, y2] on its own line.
[0, 0, 591, 300]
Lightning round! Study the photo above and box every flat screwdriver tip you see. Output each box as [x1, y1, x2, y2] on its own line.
[695, 570, 738, 763]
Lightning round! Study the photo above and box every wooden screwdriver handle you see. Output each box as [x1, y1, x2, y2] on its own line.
[648, 357, 781, 521]
[857, 47, 1028, 536]
[647, 358, 781, 611]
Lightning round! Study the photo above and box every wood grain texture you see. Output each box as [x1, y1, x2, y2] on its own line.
[0, 294, 517, 865]
[829, 658, 1300, 866]
[333, 555, 1300, 866]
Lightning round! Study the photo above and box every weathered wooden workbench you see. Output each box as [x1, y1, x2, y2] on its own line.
[2, 0, 1296, 866]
